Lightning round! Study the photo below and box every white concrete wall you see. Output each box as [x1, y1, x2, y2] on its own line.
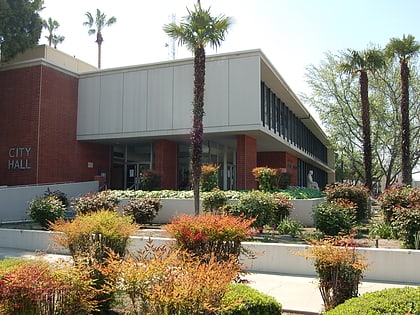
[77, 53, 261, 140]
[0, 181, 98, 222]
[289, 198, 325, 227]
[1, 228, 419, 284]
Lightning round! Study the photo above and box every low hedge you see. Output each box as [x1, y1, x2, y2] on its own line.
[220, 284, 282, 315]
[324, 287, 420, 315]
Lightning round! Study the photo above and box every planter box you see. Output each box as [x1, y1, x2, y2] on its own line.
[119, 197, 324, 226]
[289, 198, 325, 227]
[1, 228, 420, 284]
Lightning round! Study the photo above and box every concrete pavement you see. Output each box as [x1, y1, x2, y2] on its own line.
[0, 247, 417, 314]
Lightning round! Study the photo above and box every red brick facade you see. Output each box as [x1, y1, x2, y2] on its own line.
[154, 139, 177, 189]
[0, 64, 111, 186]
[236, 135, 257, 190]
[257, 151, 298, 186]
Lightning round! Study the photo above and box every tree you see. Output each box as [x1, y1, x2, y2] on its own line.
[0, 0, 43, 62]
[304, 51, 420, 188]
[385, 34, 420, 185]
[43, 17, 64, 48]
[339, 49, 385, 192]
[83, 9, 116, 69]
[163, 2, 231, 215]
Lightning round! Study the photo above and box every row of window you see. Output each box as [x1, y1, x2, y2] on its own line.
[260, 82, 327, 163]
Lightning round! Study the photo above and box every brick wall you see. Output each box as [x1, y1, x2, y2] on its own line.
[236, 135, 257, 190]
[257, 151, 298, 186]
[0, 64, 111, 186]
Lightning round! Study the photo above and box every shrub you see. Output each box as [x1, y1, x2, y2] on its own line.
[201, 164, 219, 192]
[27, 195, 66, 229]
[220, 283, 282, 314]
[139, 169, 161, 190]
[164, 213, 255, 263]
[277, 218, 303, 237]
[44, 188, 70, 207]
[252, 167, 277, 192]
[102, 242, 240, 315]
[391, 205, 420, 249]
[379, 185, 420, 224]
[300, 237, 368, 311]
[0, 259, 99, 315]
[202, 188, 228, 213]
[368, 221, 394, 239]
[324, 287, 420, 315]
[123, 197, 161, 224]
[72, 190, 119, 214]
[324, 183, 370, 221]
[313, 200, 357, 236]
[230, 190, 275, 229]
[51, 210, 138, 312]
[271, 194, 294, 226]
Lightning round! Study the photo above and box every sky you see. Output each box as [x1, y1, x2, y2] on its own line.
[38, 0, 420, 179]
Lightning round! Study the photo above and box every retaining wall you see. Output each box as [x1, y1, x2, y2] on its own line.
[1, 228, 419, 284]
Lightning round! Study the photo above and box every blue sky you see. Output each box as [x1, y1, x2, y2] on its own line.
[39, 0, 420, 179]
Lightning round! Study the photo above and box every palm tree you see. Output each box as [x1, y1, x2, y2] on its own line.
[385, 34, 420, 185]
[83, 9, 116, 69]
[339, 49, 385, 192]
[52, 35, 65, 49]
[43, 17, 64, 47]
[163, 3, 231, 215]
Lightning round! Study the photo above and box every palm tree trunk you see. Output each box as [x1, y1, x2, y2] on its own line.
[359, 71, 372, 192]
[96, 32, 103, 69]
[192, 47, 206, 215]
[400, 61, 411, 185]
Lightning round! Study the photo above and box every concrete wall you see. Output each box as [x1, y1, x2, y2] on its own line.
[1, 228, 419, 284]
[77, 54, 261, 140]
[0, 181, 98, 222]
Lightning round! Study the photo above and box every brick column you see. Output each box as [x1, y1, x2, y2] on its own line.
[154, 140, 177, 190]
[236, 135, 257, 190]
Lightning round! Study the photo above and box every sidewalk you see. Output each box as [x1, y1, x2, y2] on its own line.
[0, 247, 416, 314]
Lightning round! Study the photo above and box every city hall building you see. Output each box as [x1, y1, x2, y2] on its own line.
[0, 45, 335, 191]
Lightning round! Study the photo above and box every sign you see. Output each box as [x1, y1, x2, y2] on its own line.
[8, 147, 31, 170]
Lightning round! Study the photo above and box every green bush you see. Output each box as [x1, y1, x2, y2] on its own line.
[368, 221, 394, 239]
[391, 205, 420, 249]
[313, 200, 357, 236]
[123, 197, 161, 224]
[220, 284, 282, 314]
[277, 218, 303, 237]
[72, 190, 119, 214]
[44, 188, 70, 207]
[271, 194, 294, 226]
[201, 164, 219, 192]
[27, 195, 66, 229]
[324, 183, 370, 221]
[252, 167, 292, 191]
[379, 185, 420, 224]
[202, 188, 228, 213]
[230, 191, 275, 228]
[324, 287, 420, 315]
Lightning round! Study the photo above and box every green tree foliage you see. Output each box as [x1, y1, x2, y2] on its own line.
[43, 17, 65, 48]
[164, 3, 231, 215]
[385, 34, 420, 185]
[338, 48, 386, 192]
[304, 51, 420, 188]
[0, 0, 43, 62]
[83, 8, 116, 69]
